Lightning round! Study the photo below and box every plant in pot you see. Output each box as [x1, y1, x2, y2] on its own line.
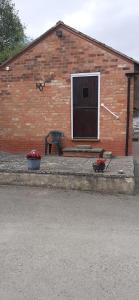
[92, 158, 106, 172]
[26, 150, 41, 170]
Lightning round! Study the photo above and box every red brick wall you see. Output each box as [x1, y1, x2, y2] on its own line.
[0, 25, 134, 156]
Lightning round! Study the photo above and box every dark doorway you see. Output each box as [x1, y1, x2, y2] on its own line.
[72, 75, 99, 138]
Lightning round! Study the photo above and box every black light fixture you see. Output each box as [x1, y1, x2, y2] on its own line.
[36, 74, 54, 91]
[56, 30, 63, 38]
[36, 81, 46, 91]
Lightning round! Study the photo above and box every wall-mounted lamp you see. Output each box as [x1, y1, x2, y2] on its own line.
[5, 66, 10, 71]
[36, 74, 54, 91]
[56, 30, 63, 38]
[36, 81, 46, 91]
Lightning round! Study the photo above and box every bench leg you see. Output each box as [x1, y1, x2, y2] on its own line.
[56, 144, 62, 155]
[46, 144, 52, 155]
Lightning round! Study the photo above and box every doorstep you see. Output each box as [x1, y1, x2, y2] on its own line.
[63, 147, 104, 158]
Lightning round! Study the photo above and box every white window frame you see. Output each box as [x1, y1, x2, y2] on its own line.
[71, 72, 100, 140]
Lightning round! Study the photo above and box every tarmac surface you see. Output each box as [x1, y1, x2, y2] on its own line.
[0, 186, 139, 299]
[0, 149, 139, 299]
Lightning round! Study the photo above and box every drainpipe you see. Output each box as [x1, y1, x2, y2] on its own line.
[125, 72, 139, 156]
[125, 75, 132, 156]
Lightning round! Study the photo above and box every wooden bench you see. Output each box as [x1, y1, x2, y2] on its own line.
[63, 147, 104, 158]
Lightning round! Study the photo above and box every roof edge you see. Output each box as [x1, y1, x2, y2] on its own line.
[62, 22, 139, 65]
[0, 20, 139, 69]
[0, 21, 63, 68]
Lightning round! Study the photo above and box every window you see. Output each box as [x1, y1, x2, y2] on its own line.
[83, 87, 88, 98]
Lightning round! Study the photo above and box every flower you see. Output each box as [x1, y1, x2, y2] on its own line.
[26, 149, 41, 159]
[93, 158, 106, 172]
[96, 159, 106, 165]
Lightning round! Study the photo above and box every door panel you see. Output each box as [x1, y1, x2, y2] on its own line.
[73, 108, 98, 138]
[73, 76, 98, 138]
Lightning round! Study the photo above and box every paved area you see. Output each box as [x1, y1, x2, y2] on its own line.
[0, 152, 134, 177]
[0, 185, 139, 300]
[0, 152, 135, 194]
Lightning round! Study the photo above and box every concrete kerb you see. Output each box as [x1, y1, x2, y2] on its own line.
[0, 153, 135, 194]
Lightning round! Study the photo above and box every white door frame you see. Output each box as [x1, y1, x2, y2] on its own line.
[71, 72, 100, 139]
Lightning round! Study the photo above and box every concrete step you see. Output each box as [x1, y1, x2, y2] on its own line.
[63, 147, 104, 158]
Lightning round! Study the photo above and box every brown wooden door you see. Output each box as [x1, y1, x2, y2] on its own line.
[73, 76, 98, 138]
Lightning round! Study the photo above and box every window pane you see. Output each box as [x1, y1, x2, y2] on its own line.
[83, 87, 88, 98]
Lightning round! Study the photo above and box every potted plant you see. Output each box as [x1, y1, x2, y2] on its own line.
[26, 149, 41, 170]
[92, 158, 106, 172]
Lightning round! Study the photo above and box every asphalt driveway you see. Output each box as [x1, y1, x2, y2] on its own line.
[0, 185, 139, 300]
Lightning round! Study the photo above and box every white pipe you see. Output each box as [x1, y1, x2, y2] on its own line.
[101, 103, 119, 119]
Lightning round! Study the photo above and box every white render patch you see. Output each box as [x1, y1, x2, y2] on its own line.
[118, 64, 128, 68]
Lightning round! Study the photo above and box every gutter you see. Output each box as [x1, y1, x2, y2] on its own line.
[125, 72, 139, 156]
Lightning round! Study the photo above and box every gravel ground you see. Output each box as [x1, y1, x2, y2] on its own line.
[0, 152, 134, 177]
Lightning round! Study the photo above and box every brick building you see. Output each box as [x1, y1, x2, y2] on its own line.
[0, 21, 139, 156]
